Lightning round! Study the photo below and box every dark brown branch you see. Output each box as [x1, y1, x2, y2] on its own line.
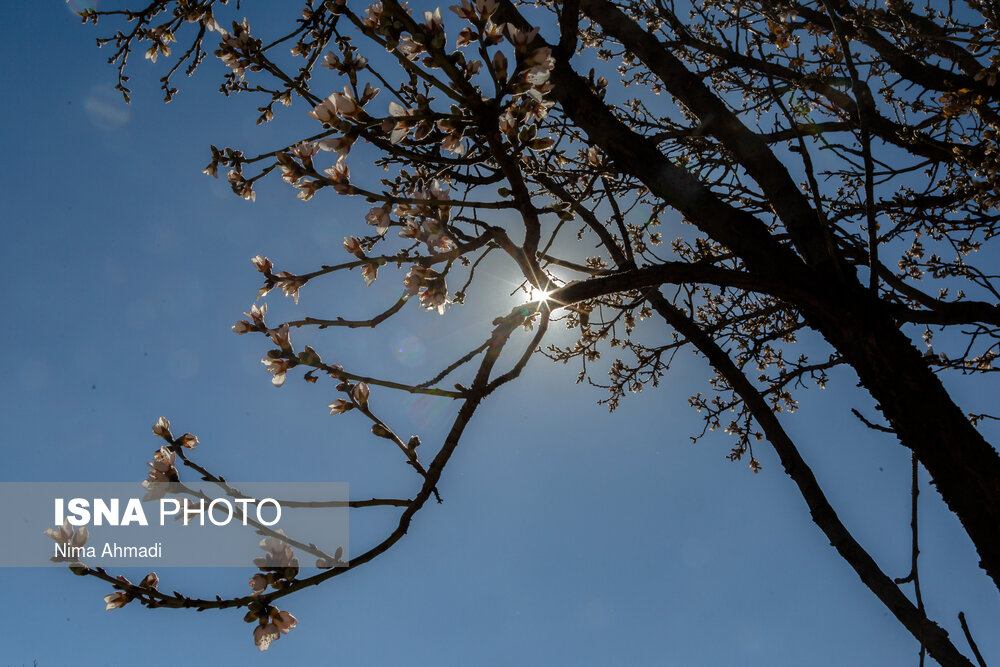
[958, 612, 989, 667]
[580, 0, 839, 273]
[645, 292, 974, 667]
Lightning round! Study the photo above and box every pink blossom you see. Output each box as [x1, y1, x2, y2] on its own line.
[450, 0, 477, 20]
[322, 52, 342, 69]
[269, 323, 292, 350]
[397, 35, 424, 61]
[246, 303, 267, 325]
[104, 591, 131, 611]
[361, 263, 379, 286]
[273, 610, 298, 634]
[403, 265, 430, 295]
[323, 159, 350, 185]
[254, 623, 280, 651]
[441, 132, 466, 155]
[456, 26, 477, 47]
[505, 24, 540, 49]
[45, 520, 89, 548]
[399, 219, 422, 240]
[309, 85, 368, 123]
[424, 7, 444, 32]
[238, 181, 256, 202]
[317, 135, 355, 159]
[249, 573, 269, 594]
[328, 399, 353, 414]
[387, 101, 415, 144]
[250, 605, 298, 649]
[353, 382, 371, 410]
[262, 358, 291, 387]
[420, 284, 451, 314]
[150, 446, 176, 473]
[274, 272, 305, 304]
[482, 20, 504, 45]
[290, 142, 319, 160]
[359, 82, 380, 106]
[366, 205, 392, 235]
[43, 520, 75, 544]
[232, 320, 253, 334]
[476, 0, 499, 18]
[498, 111, 516, 135]
[363, 3, 385, 29]
[524, 46, 554, 69]
[152, 416, 172, 440]
[258, 531, 297, 568]
[343, 236, 364, 257]
[492, 51, 508, 81]
[465, 59, 483, 77]
[251, 255, 273, 273]
[329, 88, 360, 118]
[142, 446, 178, 500]
[295, 179, 323, 201]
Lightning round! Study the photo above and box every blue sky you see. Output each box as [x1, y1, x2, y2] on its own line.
[1, 3, 998, 665]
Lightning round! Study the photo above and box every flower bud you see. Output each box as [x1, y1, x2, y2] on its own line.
[352, 382, 370, 409]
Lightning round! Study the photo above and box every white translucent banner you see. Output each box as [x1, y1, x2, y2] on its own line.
[0, 482, 349, 567]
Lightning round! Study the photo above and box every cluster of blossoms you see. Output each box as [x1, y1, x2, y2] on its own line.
[328, 380, 370, 415]
[73, 1, 570, 656]
[309, 83, 380, 125]
[449, 1, 558, 138]
[214, 19, 259, 81]
[180, 4, 221, 34]
[250, 531, 300, 594]
[244, 255, 306, 304]
[142, 25, 176, 63]
[261, 330, 296, 387]
[314, 544, 346, 569]
[141, 445, 179, 501]
[384, 101, 418, 145]
[395, 180, 456, 253]
[244, 1, 555, 329]
[103, 572, 160, 611]
[301, 0, 556, 206]
[322, 49, 368, 76]
[248, 605, 298, 652]
[151, 415, 199, 449]
[283, 83, 382, 201]
[44, 519, 89, 555]
[226, 168, 257, 202]
[365, 204, 392, 235]
[383, 97, 470, 155]
[342, 236, 381, 286]
[233, 293, 304, 387]
[232, 300, 268, 336]
[261, 355, 294, 387]
[404, 265, 451, 314]
[142, 417, 197, 500]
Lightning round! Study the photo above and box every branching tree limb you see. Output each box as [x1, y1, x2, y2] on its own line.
[67, 0, 1000, 659]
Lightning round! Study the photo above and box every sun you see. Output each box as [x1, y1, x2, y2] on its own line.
[533, 288, 552, 302]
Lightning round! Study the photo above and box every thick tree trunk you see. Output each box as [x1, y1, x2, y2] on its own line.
[807, 283, 1000, 591]
[498, 0, 1000, 596]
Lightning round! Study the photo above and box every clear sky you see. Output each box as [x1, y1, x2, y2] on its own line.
[2, 3, 998, 666]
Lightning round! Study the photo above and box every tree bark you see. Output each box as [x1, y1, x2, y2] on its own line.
[804, 283, 1000, 592]
[495, 0, 1000, 592]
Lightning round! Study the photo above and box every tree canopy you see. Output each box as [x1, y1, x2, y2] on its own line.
[70, 0, 1000, 663]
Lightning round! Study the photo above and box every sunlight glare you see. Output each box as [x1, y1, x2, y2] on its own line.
[534, 289, 552, 302]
